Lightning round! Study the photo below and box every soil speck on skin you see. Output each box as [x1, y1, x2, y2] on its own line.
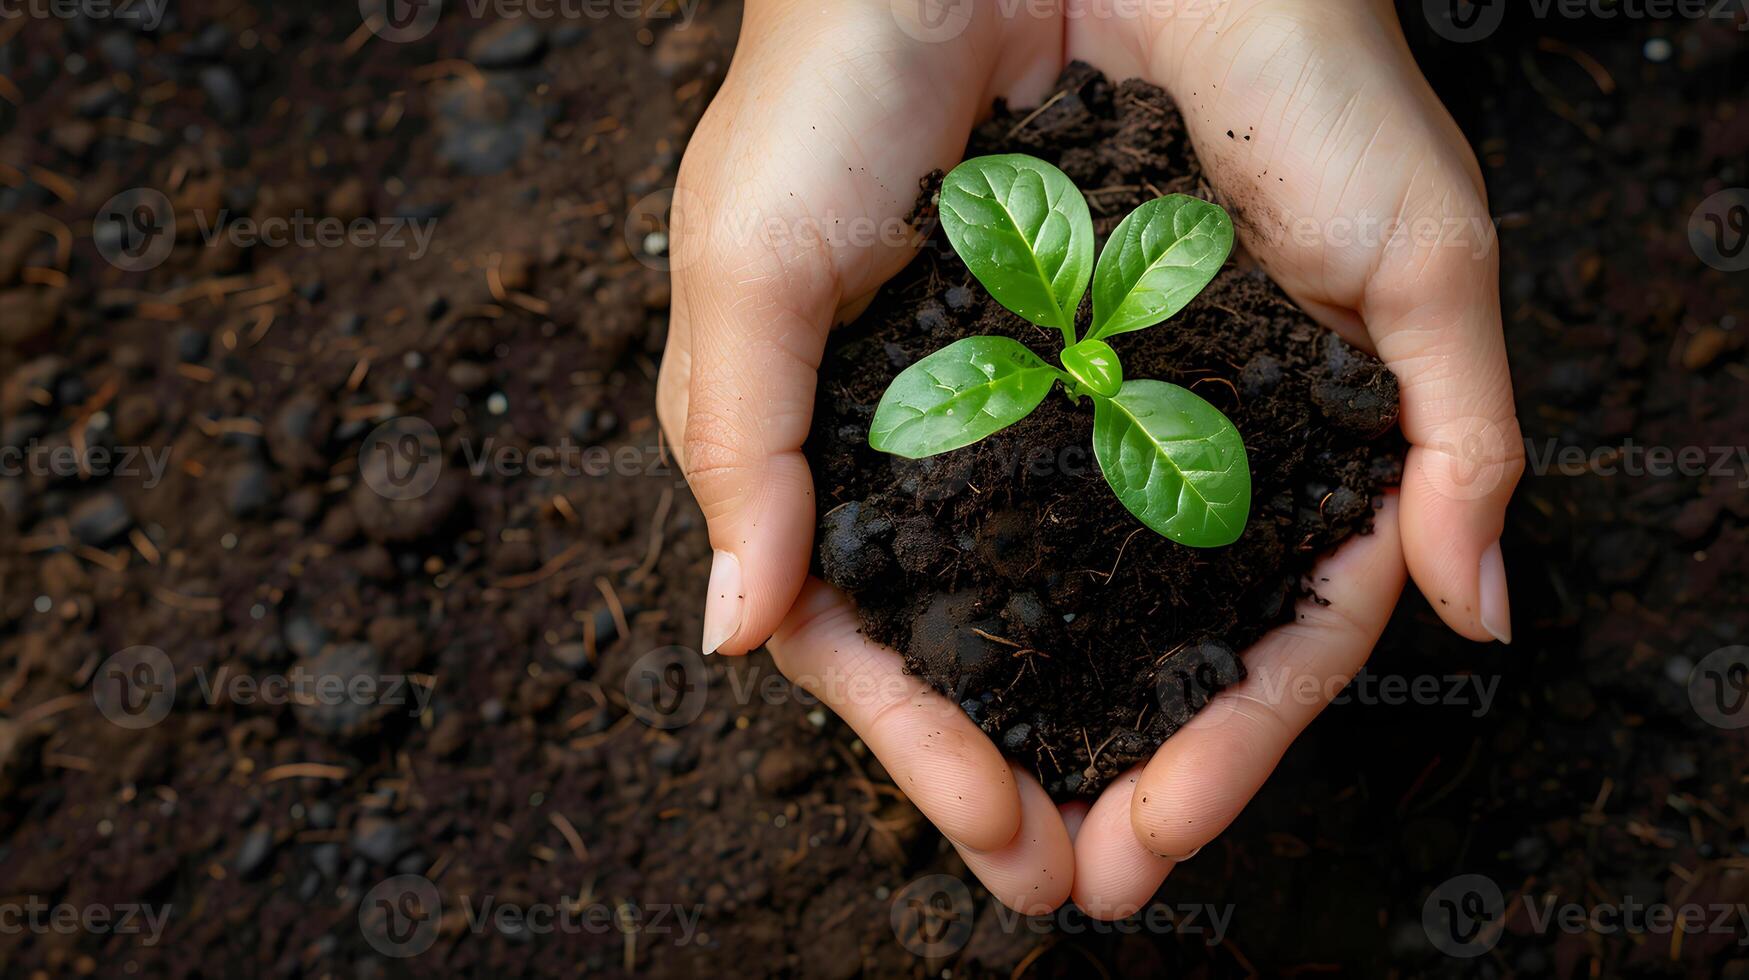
[808, 64, 1402, 799]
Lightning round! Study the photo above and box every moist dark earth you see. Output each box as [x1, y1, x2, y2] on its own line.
[810, 65, 1402, 799]
[0, 1, 1746, 978]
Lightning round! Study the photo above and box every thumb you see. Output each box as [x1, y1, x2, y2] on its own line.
[658, 2, 1050, 655]
[677, 224, 839, 655]
[1366, 226, 1525, 645]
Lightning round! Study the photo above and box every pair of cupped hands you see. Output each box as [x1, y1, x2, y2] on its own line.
[655, 0, 1524, 917]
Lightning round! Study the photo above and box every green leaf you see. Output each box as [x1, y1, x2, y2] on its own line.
[1091, 380, 1250, 547]
[1060, 339, 1122, 398]
[939, 154, 1094, 339]
[1089, 195, 1234, 340]
[869, 337, 1061, 459]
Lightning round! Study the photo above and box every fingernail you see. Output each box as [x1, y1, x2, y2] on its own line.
[1479, 539, 1511, 645]
[701, 549, 743, 655]
[1168, 845, 1202, 862]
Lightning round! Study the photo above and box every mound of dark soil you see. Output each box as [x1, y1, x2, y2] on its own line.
[807, 64, 1404, 798]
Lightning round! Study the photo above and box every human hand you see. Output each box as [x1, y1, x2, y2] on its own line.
[653, 1, 1079, 912]
[1062, 0, 1525, 912]
[657, 0, 1523, 916]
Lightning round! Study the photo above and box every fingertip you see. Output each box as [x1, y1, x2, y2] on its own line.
[1399, 450, 1515, 645]
[1070, 770, 1174, 920]
[1479, 538, 1512, 645]
[953, 769, 1073, 915]
[703, 451, 817, 656]
[1130, 733, 1252, 860]
[932, 755, 1023, 853]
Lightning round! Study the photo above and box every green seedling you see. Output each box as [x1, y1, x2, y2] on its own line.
[869, 153, 1250, 547]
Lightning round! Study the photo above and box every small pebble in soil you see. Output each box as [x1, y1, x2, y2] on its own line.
[173, 326, 209, 362]
[755, 746, 816, 796]
[234, 827, 275, 879]
[198, 65, 247, 123]
[224, 463, 273, 517]
[69, 492, 131, 545]
[350, 816, 412, 865]
[550, 642, 591, 674]
[467, 19, 547, 69]
[818, 501, 893, 589]
[914, 301, 949, 333]
[292, 642, 387, 739]
[1157, 641, 1245, 727]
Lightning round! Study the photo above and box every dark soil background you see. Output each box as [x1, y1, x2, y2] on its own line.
[809, 65, 1403, 800]
[0, 1, 1744, 977]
